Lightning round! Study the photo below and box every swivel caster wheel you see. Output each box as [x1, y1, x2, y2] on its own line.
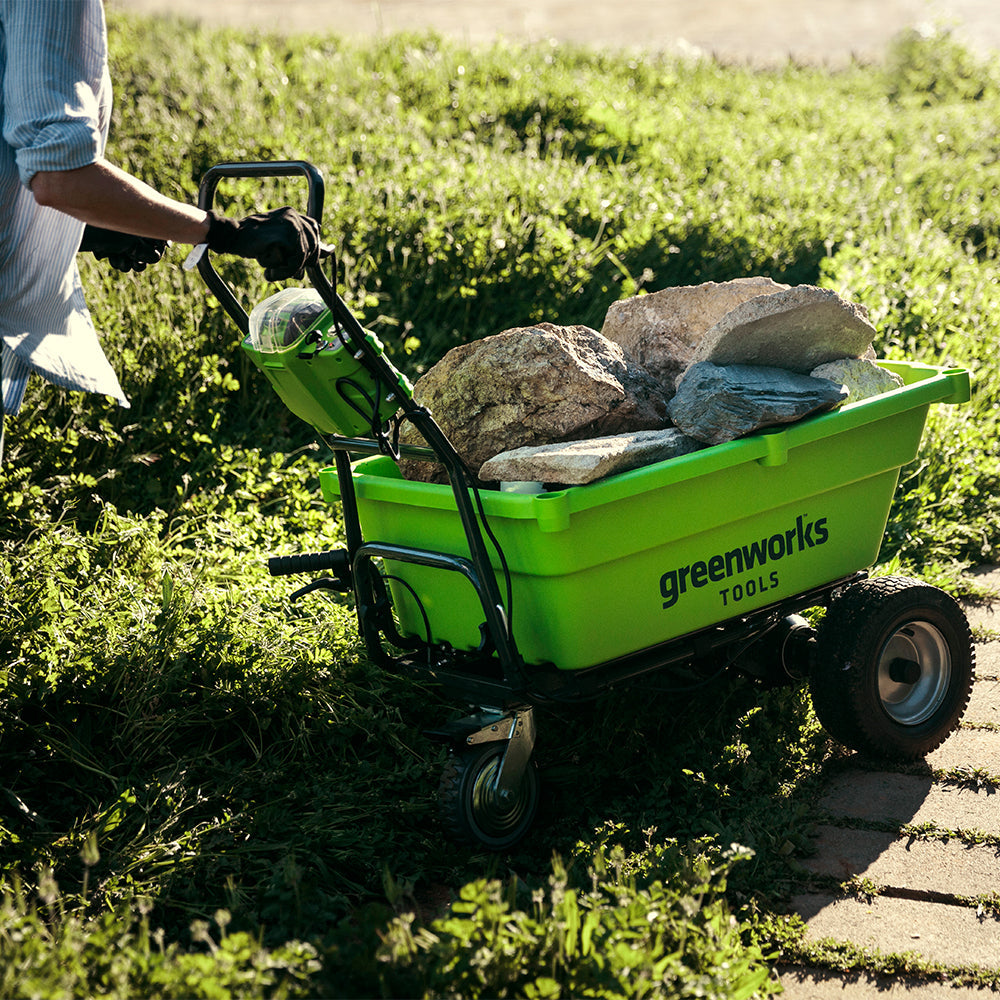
[439, 743, 539, 850]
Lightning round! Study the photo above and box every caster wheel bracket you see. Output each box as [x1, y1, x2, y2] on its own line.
[443, 705, 537, 799]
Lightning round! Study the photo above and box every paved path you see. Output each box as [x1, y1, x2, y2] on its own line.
[110, 0, 1000, 65]
[779, 567, 1000, 997]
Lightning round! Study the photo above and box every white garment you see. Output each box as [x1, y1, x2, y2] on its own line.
[0, 0, 128, 414]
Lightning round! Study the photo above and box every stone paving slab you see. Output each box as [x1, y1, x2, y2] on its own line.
[964, 565, 1000, 591]
[963, 601, 1000, 633]
[779, 967, 997, 998]
[973, 642, 1000, 679]
[783, 573, 1000, 993]
[801, 825, 1000, 898]
[927, 729, 1000, 775]
[789, 893, 1000, 968]
[965, 679, 1000, 724]
[818, 772, 1000, 834]
[962, 565, 1000, 635]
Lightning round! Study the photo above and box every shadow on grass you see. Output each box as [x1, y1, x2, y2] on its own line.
[0, 611, 836, 943]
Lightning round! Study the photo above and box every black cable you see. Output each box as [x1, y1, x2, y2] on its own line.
[467, 474, 515, 639]
[333, 374, 398, 458]
[381, 572, 434, 651]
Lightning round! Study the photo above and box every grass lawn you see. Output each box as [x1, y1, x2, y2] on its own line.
[0, 13, 998, 997]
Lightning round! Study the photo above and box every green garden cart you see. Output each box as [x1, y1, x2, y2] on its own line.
[198, 161, 975, 850]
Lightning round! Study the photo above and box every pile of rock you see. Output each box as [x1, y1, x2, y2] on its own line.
[398, 279, 904, 487]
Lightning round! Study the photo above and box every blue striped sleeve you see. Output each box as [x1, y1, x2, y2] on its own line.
[1, 0, 107, 186]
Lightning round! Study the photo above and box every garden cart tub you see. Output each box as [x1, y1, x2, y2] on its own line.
[198, 160, 976, 849]
[320, 360, 970, 672]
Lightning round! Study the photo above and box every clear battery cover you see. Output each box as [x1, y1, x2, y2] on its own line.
[247, 288, 330, 353]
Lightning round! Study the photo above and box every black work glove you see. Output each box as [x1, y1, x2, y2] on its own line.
[206, 207, 320, 281]
[79, 225, 167, 273]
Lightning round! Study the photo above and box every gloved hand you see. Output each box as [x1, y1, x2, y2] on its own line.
[79, 226, 168, 273]
[206, 207, 320, 281]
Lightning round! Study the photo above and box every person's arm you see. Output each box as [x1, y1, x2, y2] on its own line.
[6, 1, 319, 279]
[30, 158, 210, 245]
[32, 158, 321, 280]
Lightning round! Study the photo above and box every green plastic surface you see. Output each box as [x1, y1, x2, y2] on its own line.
[242, 314, 413, 436]
[320, 361, 970, 670]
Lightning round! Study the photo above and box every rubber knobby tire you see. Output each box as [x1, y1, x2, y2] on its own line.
[810, 576, 974, 760]
[438, 742, 539, 851]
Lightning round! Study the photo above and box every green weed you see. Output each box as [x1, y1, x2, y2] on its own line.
[0, 873, 319, 999]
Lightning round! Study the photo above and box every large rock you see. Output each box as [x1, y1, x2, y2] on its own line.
[479, 428, 704, 486]
[810, 358, 904, 404]
[667, 362, 849, 445]
[601, 276, 789, 389]
[398, 323, 670, 483]
[690, 284, 877, 373]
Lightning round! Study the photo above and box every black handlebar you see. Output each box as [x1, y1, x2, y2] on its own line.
[195, 160, 327, 336]
[268, 549, 350, 577]
[197, 159, 325, 220]
[196, 160, 395, 397]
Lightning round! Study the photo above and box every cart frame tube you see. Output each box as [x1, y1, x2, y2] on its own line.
[196, 160, 529, 696]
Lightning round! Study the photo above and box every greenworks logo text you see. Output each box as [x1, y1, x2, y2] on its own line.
[660, 514, 829, 609]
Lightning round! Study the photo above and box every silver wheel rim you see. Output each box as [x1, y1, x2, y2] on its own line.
[877, 620, 952, 725]
[468, 752, 534, 844]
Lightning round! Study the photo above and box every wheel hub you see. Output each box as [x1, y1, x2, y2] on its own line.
[469, 753, 535, 841]
[878, 622, 952, 726]
[888, 657, 922, 685]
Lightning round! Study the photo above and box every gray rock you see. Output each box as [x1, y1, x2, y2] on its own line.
[601, 276, 789, 389]
[398, 323, 670, 483]
[479, 428, 704, 485]
[667, 362, 849, 445]
[809, 358, 904, 404]
[690, 285, 877, 373]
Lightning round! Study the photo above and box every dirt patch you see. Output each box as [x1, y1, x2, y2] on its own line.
[110, 0, 999, 64]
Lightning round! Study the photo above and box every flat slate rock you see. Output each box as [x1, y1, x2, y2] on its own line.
[478, 428, 704, 485]
[810, 357, 904, 403]
[667, 362, 847, 445]
[691, 285, 877, 373]
[600, 276, 788, 388]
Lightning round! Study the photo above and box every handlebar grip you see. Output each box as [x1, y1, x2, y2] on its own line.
[197, 160, 324, 221]
[195, 160, 326, 336]
[268, 549, 350, 577]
